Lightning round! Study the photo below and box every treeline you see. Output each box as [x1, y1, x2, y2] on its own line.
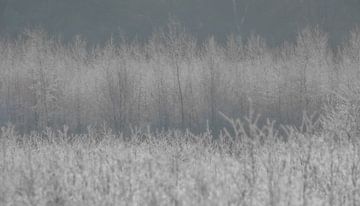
[0, 26, 359, 134]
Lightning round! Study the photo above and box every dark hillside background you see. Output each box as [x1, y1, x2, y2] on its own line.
[0, 0, 360, 45]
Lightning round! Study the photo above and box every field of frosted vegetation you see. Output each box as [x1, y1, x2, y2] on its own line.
[2, 26, 360, 205]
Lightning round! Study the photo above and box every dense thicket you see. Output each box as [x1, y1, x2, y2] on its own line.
[0, 26, 359, 133]
[1, 95, 360, 205]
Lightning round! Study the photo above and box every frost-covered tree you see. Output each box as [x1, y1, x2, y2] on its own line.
[0, 27, 358, 133]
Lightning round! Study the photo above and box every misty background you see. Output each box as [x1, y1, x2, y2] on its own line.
[0, 0, 360, 45]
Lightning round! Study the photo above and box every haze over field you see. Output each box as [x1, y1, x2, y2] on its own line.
[0, 0, 360, 45]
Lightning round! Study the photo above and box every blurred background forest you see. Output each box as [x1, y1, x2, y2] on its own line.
[0, 0, 360, 45]
[1, 1, 360, 134]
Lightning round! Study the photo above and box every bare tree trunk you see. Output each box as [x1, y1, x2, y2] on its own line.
[105, 68, 118, 131]
[75, 69, 82, 133]
[117, 71, 125, 130]
[210, 61, 217, 133]
[38, 59, 48, 130]
[175, 61, 185, 130]
[300, 59, 310, 112]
